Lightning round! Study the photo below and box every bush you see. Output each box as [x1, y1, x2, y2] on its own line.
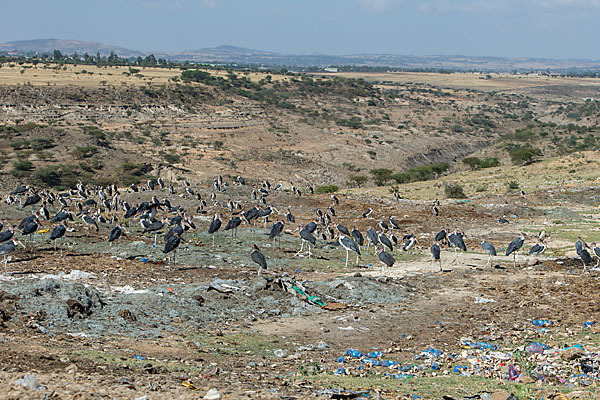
[370, 168, 393, 186]
[163, 153, 181, 164]
[509, 147, 542, 165]
[34, 167, 61, 187]
[348, 175, 368, 187]
[462, 156, 500, 170]
[444, 182, 466, 198]
[11, 160, 34, 177]
[314, 185, 339, 194]
[9, 139, 30, 150]
[71, 145, 98, 159]
[31, 137, 55, 151]
[507, 181, 520, 190]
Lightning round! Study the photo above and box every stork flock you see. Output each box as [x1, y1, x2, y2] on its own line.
[0, 178, 597, 276]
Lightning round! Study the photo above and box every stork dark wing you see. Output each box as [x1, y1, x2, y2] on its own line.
[109, 226, 122, 242]
[269, 222, 284, 239]
[50, 225, 66, 240]
[366, 228, 378, 245]
[163, 235, 180, 254]
[337, 224, 351, 236]
[431, 243, 441, 260]
[379, 251, 395, 267]
[251, 250, 267, 269]
[352, 229, 364, 246]
[208, 219, 222, 234]
[581, 249, 593, 264]
[340, 236, 360, 255]
[529, 243, 543, 255]
[505, 237, 523, 256]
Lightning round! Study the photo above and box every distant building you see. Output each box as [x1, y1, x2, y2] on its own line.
[323, 67, 338, 73]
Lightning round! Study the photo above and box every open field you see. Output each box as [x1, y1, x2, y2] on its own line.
[316, 71, 600, 95]
[1, 65, 600, 399]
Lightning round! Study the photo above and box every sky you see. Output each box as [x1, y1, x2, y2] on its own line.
[1, 0, 599, 59]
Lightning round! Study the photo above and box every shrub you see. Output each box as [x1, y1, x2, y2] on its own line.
[444, 182, 466, 198]
[163, 153, 181, 164]
[315, 185, 339, 194]
[509, 147, 542, 165]
[34, 167, 61, 187]
[370, 168, 393, 186]
[11, 160, 34, 177]
[71, 145, 99, 159]
[348, 175, 368, 187]
[9, 139, 30, 150]
[462, 156, 500, 170]
[507, 181, 520, 190]
[31, 137, 55, 151]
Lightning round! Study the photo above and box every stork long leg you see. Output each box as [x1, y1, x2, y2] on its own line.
[513, 253, 516, 268]
[308, 243, 312, 259]
[295, 239, 305, 257]
[438, 259, 443, 272]
[153, 234, 157, 247]
[356, 254, 359, 265]
[3, 255, 7, 274]
[344, 249, 349, 268]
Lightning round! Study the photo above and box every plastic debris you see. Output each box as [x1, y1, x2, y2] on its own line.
[532, 319, 553, 327]
[14, 374, 44, 391]
[203, 388, 222, 400]
[346, 349, 363, 358]
[274, 349, 288, 358]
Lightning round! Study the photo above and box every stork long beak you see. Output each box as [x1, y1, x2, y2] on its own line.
[17, 240, 26, 249]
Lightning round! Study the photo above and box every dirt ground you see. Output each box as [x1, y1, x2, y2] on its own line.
[0, 181, 599, 399]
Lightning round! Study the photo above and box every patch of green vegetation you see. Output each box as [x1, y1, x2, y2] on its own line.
[462, 156, 500, 170]
[188, 333, 281, 357]
[120, 162, 152, 185]
[75, 350, 203, 373]
[315, 185, 339, 194]
[444, 182, 467, 199]
[11, 159, 34, 177]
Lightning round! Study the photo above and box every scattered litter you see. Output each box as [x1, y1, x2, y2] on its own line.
[474, 296, 496, 304]
[203, 388, 222, 399]
[274, 349, 288, 358]
[14, 374, 45, 391]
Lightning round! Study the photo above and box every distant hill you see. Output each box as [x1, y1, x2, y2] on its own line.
[2, 38, 600, 72]
[0, 39, 145, 58]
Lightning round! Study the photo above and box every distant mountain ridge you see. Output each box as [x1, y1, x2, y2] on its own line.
[0, 39, 146, 58]
[2, 38, 600, 72]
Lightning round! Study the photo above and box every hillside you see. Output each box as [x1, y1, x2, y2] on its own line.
[0, 63, 599, 190]
[0, 39, 145, 58]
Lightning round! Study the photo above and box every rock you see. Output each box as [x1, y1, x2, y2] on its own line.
[519, 375, 535, 384]
[119, 309, 137, 322]
[317, 341, 329, 349]
[66, 363, 78, 374]
[14, 374, 44, 391]
[273, 349, 288, 358]
[491, 392, 510, 400]
[204, 388, 222, 400]
[561, 346, 584, 361]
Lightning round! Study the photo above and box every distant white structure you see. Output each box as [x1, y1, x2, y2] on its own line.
[324, 67, 338, 73]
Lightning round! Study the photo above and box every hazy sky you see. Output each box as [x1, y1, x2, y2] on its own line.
[2, 0, 599, 59]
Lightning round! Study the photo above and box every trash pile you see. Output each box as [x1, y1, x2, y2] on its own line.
[330, 319, 600, 388]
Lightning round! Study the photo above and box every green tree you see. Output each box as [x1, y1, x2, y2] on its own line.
[370, 168, 393, 186]
[509, 147, 542, 165]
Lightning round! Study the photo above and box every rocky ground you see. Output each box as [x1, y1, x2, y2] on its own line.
[0, 183, 599, 399]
